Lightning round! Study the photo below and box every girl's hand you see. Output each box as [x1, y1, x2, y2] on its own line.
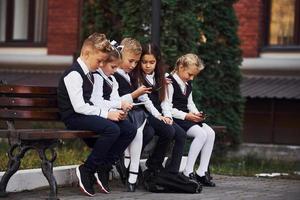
[165, 77, 172, 84]
[132, 85, 152, 98]
[107, 110, 125, 121]
[119, 110, 128, 120]
[121, 101, 133, 112]
[163, 117, 173, 125]
[158, 116, 173, 125]
[185, 112, 202, 123]
[195, 111, 206, 121]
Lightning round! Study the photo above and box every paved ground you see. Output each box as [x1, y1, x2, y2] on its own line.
[1, 175, 300, 200]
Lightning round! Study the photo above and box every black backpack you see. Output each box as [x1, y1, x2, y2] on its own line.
[143, 169, 202, 193]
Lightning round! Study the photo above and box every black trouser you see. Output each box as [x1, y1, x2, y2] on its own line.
[146, 115, 186, 173]
[64, 114, 136, 172]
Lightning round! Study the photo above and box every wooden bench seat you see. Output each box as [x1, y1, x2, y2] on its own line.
[0, 84, 98, 200]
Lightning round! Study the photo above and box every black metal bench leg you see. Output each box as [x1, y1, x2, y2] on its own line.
[38, 146, 58, 200]
[0, 144, 30, 198]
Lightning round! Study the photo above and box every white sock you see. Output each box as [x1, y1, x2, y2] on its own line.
[127, 120, 146, 184]
[124, 148, 130, 168]
[183, 125, 207, 177]
[196, 123, 215, 177]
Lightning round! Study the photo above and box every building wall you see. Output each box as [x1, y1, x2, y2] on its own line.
[47, 0, 81, 55]
[234, 0, 262, 58]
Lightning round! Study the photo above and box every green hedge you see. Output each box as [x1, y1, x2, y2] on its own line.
[81, 0, 244, 148]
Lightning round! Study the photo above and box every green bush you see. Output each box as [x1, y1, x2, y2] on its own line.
[193, 0, 244, 147]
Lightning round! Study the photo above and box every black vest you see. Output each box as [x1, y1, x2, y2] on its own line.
[114, 72, 136, 99]
[168, 75, 192, 113]
[57, 61, 94, 121]
[142, 76, 162, 113]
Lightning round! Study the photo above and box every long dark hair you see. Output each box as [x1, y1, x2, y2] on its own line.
[131, 43, 167, 101]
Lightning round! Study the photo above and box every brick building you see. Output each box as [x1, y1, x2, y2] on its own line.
[235, 0, 300, 145]
[0, 0, 299, 145]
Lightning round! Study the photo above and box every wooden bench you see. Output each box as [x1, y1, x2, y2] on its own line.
[0, 84, 98, 200]
[0, 84, 226, 199]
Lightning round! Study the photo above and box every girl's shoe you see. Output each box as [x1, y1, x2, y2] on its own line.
[126, 181, 136, 192]
[126, 171, 139, 192]
[195, 172, 216, 187]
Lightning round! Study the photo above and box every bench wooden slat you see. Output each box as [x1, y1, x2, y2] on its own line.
[0, 85, 57, 95]
[0, 97, 57, 107]
[0, 109, 59, 120]
[210, 125, 226, 133]
[0, 129, 97, 140]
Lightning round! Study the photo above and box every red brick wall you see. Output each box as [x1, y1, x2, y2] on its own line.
[47, 0, 81, 55]
[234, 0, 263, 58]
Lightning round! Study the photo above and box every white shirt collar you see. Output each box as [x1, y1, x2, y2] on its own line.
[145, 72, 155, 85]
[173, 72, 188, 88]
[77, 57, 90, 75]
[116, 68, 131, 82]
[97, 68, 113, 84]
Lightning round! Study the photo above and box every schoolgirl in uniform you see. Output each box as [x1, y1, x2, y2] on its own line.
[167, 53, 216, 187]
[113, 38, 157, 192]
[133, 43, 187, 176]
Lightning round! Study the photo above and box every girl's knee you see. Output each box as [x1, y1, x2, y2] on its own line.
[208, 129, 215, 140]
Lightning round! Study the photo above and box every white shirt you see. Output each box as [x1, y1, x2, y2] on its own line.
[116, 69, 162, 119]
[90, 68, 122, 118]
[167, 73, 199, 120]
[145, 73, 155, 85]
[63, 57, 103, 117]
[145, 72, 172, 118]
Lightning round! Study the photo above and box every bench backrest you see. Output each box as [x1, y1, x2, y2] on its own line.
[0, 84, 59, 123]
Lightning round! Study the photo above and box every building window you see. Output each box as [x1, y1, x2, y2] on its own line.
[264, 0, 300, 50]
[0, 0, 47, 46]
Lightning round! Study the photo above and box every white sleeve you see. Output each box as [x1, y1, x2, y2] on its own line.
[187, 91, 199, 114]
[90, 73, 104, 106]
[64, 71, 107, 117]
[167, 84, 187, 120]
[107, 77, 122, 109]
[160, 88, 172, 118]
[138, 94, 161, 119]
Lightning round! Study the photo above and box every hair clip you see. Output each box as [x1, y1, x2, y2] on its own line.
[110, 40, 124, 52]
[110, 40, 117, 46]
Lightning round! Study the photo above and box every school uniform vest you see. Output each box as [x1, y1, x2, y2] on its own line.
[57, 61, 94, 121]
[168, 75, 192, 113]
[142, 77, 162, 113]
[114, 72, 138, 102]
[94, 72, 113, 100]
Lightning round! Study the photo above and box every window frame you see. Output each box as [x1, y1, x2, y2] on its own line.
[0, 0, 47, 47]
[262, 0, 300, 52]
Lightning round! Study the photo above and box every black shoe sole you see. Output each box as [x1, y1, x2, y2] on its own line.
[75, 167, 95, 197]
[95, 173, 110, 194]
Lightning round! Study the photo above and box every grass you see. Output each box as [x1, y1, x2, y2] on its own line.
[1, 140, 300, 179]
[0, 139, 90, 171]
[210, 155, 300, 179]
